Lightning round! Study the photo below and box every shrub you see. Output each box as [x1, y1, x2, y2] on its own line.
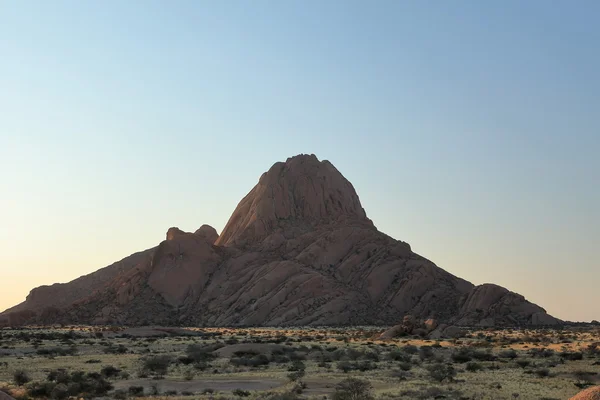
[389, 369, 410, 380]
[150, 383, 160, 395]
[388, 349, 411, 362]
[288, 360, 306, 372]
[332, 378, 374, 400]
[183, 369, 195, 381]
[529, 348, 554, 358]
[337, 361, 353, 373]
[535, 368, 551, 378]
[466, 362, 484, 372]
[230, 353, 270, 367]
[233, 388, 251, 397]
[30, 371, 113, 398]
[398, 362, 412, 371]
[419, 346, 435, 361]
[13, 370, 31, 386]
[560, 351, 583, 361]
[471, 350, 497, 361]
[27, 382, 56, 397]
[51, 383, 69, 400]
[287, 370, 305, 382]
[499, 349, 518, 359]
[101, 365, 121, 379]
[186, 344, 217, 363]
[451, 348, 472, 363]
[427, 363, 456, 382]
[142, 355, 172, 378]
[47, 369, 70, 384]
[128, 386, 144, 396]
[103, 344, 128, 354]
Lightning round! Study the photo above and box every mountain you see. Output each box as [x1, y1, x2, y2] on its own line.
[0, 154, 559, 327]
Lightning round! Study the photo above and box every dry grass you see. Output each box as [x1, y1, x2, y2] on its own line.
[0, 325, 598, 399]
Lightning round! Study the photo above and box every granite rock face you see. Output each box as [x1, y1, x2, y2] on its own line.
[0, 154, 560, 327]
[570, 386, 600, 400]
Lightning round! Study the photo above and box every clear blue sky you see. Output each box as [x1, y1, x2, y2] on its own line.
[1, 1, 598, 321]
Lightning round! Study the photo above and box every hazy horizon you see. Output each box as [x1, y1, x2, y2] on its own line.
[1, 1, 598, 322]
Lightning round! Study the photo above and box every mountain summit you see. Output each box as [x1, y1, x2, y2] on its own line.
[217, 154, 372, 247]
[0, 154, 559, 327]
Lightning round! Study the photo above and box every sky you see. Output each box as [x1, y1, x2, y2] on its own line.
[0, 1, 598, 322]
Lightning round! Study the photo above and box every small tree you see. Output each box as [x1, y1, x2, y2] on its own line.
[332, 378, 374, 400]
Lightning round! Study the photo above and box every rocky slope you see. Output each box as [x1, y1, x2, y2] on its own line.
[0, 154, 560, 327]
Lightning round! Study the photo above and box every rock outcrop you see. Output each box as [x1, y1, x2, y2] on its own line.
[0, 154, 560, 327]
[570, 386, 600, 400]
[456, 284, 560, 326]
[0, 390, 17, 400]
[194, 225, 219, 244]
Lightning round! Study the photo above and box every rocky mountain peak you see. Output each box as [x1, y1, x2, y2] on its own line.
[215, 154, 372, 247]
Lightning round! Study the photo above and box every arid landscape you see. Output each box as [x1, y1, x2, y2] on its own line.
[1, 155, 598, 399]
[1, 324, 599, 400]
[4, 1, 598, 398]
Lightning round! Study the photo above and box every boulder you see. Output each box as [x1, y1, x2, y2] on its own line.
[194, 225, 219, 244]
[456, 283, 560, 326]
[443, 326, 467, 339]
[0, 391, 16, 400]
[379, 324, 408, 340]
[403, 314, 416, 328]
[424, 318, 438, 332]
[413, 328, 427, 337]
[166, 227, 188, 241]
[570, 386, 600, 400]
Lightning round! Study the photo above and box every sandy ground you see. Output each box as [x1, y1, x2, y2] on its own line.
[113, 377, 285, 392]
